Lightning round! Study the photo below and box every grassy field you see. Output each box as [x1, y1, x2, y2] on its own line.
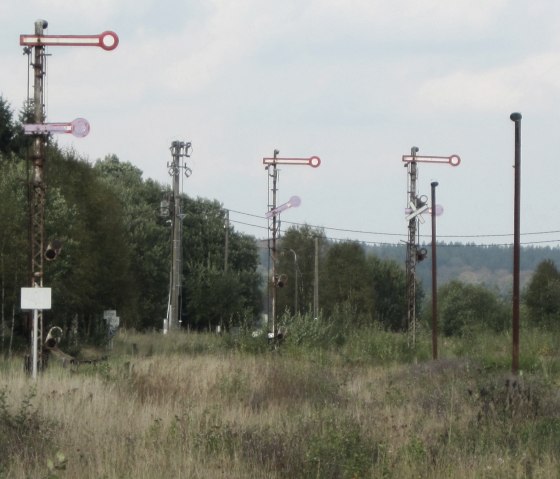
[1, 326, 560, 478]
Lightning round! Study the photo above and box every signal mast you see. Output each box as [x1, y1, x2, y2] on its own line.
[165, 141, 192, 333]
[402, 148, 460, 345]
[19, 20, 118, 376]
[263, 151, 320, 340]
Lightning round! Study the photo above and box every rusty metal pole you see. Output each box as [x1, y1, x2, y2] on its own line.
[30, 19, 48, 374]
[406, 147, 419, 342]
[268, 150, 279, 339]
[168, 142, 182, 331]
[430, 181, 439, 360]
[511, 112, 522, 374]
[314, 237, 319, 319]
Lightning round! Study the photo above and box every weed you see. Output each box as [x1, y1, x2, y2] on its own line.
[0, 386, 58, 472]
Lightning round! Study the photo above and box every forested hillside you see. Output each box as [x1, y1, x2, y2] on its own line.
[368, 243, 560, 294]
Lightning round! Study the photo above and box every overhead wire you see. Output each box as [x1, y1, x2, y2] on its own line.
[226, 208, 560, 248]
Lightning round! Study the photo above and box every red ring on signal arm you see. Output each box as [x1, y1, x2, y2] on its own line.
[449, 155, 461, 166]
[309, 156, 321, 168]
[100, 31, 119, 51]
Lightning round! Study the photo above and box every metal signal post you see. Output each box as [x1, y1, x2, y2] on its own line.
[263, 152, 320, 340]
[402, 148, 460, 346]
[510, 112, 522, 374]
[166, 141, 192, 333]
[20, 20, 118, 373]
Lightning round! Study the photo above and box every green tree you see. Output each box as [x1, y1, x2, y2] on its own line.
[369, 256, 407, 331]
[322, 241, 374, 324]
[94, 155, 169, 330]
[182, 199, 261, 330]
[438, 280, 508, 336]
[0, 96, 15, 156]
[46, 149, 134, 337]
[524, 259, 560, 326]
[0, 158, 28, 353]
[275, 225, 327, 316]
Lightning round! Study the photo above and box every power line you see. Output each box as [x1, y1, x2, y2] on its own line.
[229, 219, 268, 231]
[227, 208, 560, 242]
[228, 218, 560, 248]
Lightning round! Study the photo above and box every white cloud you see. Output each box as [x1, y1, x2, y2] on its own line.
[415, 53, 560, 112]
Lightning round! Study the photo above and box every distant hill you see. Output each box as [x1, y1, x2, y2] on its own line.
[367, 243, 560, 294]
[256, 238, 560, 295]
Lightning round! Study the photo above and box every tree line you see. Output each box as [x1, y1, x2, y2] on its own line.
[0, 96, 262, 352]
[2, 94, 560, 355]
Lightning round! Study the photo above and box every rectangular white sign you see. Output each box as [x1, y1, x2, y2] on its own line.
[21, 287, 52, 310]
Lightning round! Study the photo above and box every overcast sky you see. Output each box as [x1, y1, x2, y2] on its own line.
[2, 1, 560, 247]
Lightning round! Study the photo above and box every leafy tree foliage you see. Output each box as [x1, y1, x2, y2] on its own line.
[0, 95, 263, 345]
[182, 197, 261, 330]
[275, 226, 409, 330]
[94, 155, 169, 329]
[369, 256, 407, 331]
[438, 280, 509, 336]
[275, 225, 327, 316]
[0, 158, 28, 353]
[0, 96, 16, 156]
[524, 259, 560, 326]
[322, 241, 374, 323]
[43, 149, 134, 338]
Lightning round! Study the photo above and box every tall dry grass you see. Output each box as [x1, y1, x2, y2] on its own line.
[1, 328, 560, 478]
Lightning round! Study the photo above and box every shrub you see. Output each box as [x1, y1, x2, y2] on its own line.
[0, 386, 58, 472]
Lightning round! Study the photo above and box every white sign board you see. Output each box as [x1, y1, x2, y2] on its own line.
[108, 316, 120, 328]
[21, 287, 52, 310]
[104, 310, 119, 328]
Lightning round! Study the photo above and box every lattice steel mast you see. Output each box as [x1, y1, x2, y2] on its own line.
[20, 21, 118, 373]
[402, 148, 461, 345]
[263, 152, 320, 340]
[28, 20, 48, 367]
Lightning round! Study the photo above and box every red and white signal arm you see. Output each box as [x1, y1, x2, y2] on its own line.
[20, 31, 119, 51]
[263, 156, 321, 168]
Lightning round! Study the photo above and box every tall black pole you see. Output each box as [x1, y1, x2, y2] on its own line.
[511, 112, 522, 374]
[430, 181, 439, 360]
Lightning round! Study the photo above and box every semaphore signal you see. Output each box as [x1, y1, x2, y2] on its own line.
[19, 20, 118, 379]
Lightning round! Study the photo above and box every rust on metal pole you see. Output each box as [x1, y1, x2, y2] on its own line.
[269, 150, 279, 338]
[511, 112, 522, 374]
[430, 181, 439, 360]
[30, 19, 48, 374]
[406, 147, 419, 341]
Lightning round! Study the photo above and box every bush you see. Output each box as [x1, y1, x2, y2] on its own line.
[438, 281, 509, 336]
[0, 386, 58, 472]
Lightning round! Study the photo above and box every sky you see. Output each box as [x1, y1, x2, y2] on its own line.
[2, 0, 560, 247]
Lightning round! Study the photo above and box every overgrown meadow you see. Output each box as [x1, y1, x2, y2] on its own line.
[2, 317, 560, 478]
